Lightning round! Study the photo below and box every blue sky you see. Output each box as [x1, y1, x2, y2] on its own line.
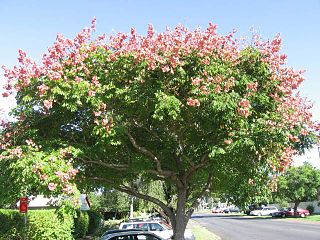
[0, 0, 319, 165]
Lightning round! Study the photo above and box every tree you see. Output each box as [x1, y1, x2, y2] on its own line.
[276, 163, 320, 213]
[0, 19, 319, 239]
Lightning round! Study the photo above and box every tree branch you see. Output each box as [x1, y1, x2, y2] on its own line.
[186, 173, 213, 218]
[126, 130, 182, 186]
[86, 176, 176, 226]
[184, 153, 209, 183]
[80, 158, 129, 170]
[117, 184, 175, 221]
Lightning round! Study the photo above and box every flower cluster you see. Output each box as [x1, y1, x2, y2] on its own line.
[237, 99, 251, 118]
[187, 98, 200, 107]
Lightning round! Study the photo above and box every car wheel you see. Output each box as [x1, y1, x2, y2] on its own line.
[300, 213, 305, 218]
[281, 214, 286, 218]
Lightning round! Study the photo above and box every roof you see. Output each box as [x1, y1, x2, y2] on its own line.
[102, 230, 163, 240]
[16, 194, 90, 209]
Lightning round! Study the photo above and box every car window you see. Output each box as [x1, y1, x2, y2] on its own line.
[109, 234, 160, 240]
[133, 223, 149, 231]
[149, 223, 164, 231]
[122, 224, 133, 229]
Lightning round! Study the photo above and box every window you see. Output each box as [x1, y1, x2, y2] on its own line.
[133, 223, 149, 231]
[148, 223, 164, 231]
[122, 224, 134, 229]
[109, 234, 160, 240]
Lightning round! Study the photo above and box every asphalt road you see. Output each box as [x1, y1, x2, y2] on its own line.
[192, 213, 320, 240]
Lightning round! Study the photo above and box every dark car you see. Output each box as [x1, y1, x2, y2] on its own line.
[271, 207, 310, 218]
[101, 229, 164, 240]
[244, 205, 262, 215]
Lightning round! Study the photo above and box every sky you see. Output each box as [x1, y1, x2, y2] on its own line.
[0, 0, 319, 166]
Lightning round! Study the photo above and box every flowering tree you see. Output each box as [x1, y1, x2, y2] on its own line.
[0, 19, 319, 239]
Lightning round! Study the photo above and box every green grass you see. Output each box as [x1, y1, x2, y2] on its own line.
[192, 225, 220, 240]
[187, 220, 220, 240]
[297, 214, 320, 222]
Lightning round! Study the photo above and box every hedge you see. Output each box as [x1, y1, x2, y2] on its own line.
[74, 210, 89, 238]
[0, 209, 101, 240]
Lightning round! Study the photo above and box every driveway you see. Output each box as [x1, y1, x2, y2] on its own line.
[192, 213, 320, 240]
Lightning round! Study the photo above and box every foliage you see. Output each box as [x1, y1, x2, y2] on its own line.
[306, 204, 315, 215]
[28, 210, 74, 240]
[0, 209, 73, 240]
[0, 209, 25, 239]
[1, 19, 319, 238]
[87, 210, 102, 235]
[276, 163, 320, 209]
[89, 190, 130, 213]
[73, 210, 89, 238]
[0, 208, 101, 239]
[98, 219, 122, 235]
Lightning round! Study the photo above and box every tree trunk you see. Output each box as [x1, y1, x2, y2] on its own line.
[171, 188, 189, 240]
[293, 202, 299, 215]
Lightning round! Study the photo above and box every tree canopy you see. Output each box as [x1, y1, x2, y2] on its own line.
[1, 19, 319, 239]
[276, 162, 320, 211]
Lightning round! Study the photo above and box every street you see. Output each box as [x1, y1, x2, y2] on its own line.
[192, 213, 320, 240]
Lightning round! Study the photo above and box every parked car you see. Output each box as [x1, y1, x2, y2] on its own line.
[244, 204, 261, 215]
[212, 207, 225, 213]
[271, 207, 310, 218]
[224, 206, 240, 213]
[250, 206, 278, 216]
[119, 220, 195, 240]
[101, 229, 164, 240]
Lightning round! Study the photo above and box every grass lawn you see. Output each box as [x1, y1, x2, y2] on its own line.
[187, 220, 220, 240]
[296, 214, 320, 222]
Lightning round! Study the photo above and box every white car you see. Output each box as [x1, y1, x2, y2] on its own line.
[119, 220, 195, 240]
[250, 206, 278, 216]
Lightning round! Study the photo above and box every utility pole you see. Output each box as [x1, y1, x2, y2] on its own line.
[130, 197, 134, 219]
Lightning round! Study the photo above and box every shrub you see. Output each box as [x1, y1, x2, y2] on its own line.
[306, 205, 315, 215]
[0, 209, 74, 240]
[0, 209, 25, 239]
[87, 210, 102, 235]
[97, 219, 122, 237]
[28, 210, 74, 240]
[73, 210, 89, 238]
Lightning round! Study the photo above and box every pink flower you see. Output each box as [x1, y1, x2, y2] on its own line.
[37, 84, 49, 96]
[161, 65, 171, 73]
[88, 90, 96, 96]
[55, 170, 64, 177]
[68, 168, 79, 177]
[75, 76, 83, 83]
[48, 183, 57, 191]
[288, 134, 300, 142]
[40, 174, 48, 180]
[247, 82, 258, 92]
[91, 76, 100, 87]
[2, 92, 10, 97]
[191, 77, 203, 86]
[215, 85, 222, 93]
[62, 185, 75, 194]
[300, 129, 309, 136]
[187, 98, 200, 107]
[94, 111, 101, 117]
[239, 99, 251, 108]
[43, 99, 53, 111]
[224, 139, 233, 145]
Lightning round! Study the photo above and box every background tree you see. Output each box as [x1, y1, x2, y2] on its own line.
[276, 162, 320, 213]
[1, 19, 319, 239]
